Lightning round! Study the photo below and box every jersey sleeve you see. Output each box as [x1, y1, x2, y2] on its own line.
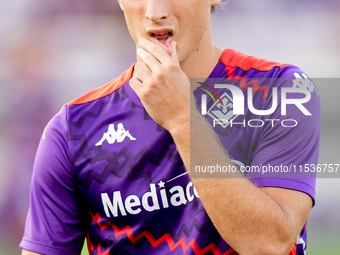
[20, 105, 87, 255]
[247, 66, 320, 204]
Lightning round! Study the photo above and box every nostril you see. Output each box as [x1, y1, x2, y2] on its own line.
[145, 5, 169, 22]
[146, 14, 168, 21]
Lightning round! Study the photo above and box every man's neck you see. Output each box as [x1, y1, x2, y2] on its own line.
[181, 44, 224, 80]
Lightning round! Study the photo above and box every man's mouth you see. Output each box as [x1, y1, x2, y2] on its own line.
[151, 32, 173, 44]
[147, 30, 174, 55]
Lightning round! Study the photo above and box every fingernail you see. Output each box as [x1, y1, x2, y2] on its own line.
[137, 48, 142, 55]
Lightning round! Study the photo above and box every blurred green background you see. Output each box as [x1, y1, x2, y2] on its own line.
[1, 0, 339, 254]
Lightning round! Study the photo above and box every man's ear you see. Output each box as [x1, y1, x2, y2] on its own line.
[118, 0, 124, 11]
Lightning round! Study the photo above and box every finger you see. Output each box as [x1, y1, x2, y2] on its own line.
[153, 39, 173, 56]
[138, 38, 170, 64]
[137, 47, 161, 69]
[134, 62, 152, 83]
[129, 76, 143, 94]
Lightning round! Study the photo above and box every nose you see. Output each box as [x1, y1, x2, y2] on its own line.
[145, 0, 169, 22]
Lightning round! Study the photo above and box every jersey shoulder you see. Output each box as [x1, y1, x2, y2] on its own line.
[220, 48, 291, 72]
[67, 64, 134, 106]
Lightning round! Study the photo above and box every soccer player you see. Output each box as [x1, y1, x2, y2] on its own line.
[20, 0, 320, 254]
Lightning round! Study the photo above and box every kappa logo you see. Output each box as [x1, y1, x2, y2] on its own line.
[292, 73, 319, 95]
[96, 123, 136, 146]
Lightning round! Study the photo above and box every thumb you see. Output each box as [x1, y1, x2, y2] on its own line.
[170, 41, 179, 63]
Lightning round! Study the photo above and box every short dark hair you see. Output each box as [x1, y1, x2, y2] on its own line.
[211, 6, 216, 13]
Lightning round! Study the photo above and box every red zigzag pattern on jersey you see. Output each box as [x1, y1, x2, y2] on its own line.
[225, 67, 269, 100]
[89, 212, 237, 255]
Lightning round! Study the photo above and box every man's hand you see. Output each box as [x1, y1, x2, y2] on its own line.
[130, 38, 191, 134]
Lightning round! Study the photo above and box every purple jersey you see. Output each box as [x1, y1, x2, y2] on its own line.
[20, 49, 320, 255]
